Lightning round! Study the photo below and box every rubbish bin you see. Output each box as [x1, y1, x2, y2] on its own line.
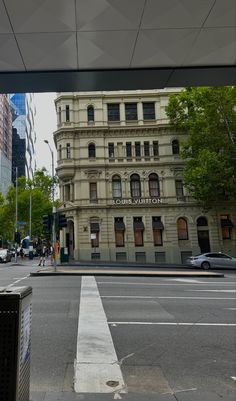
[0, 286, 32, 401]
[60, 247, 69, 263]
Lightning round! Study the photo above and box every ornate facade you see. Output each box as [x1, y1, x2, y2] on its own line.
[54, 90, 235, 263]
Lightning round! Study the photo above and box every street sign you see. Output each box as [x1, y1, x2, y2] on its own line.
[17, 221, 26, 225]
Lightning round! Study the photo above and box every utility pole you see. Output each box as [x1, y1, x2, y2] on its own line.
[44, 140, 57, 271]
[29, 192, 32, 239]
[15, 167, 18, 262]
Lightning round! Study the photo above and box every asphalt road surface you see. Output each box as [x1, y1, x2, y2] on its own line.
[0, 261, 235, 401]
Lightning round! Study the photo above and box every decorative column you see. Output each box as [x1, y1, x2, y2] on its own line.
[137, 101, 143, 125]
[120, 102, 125, 126]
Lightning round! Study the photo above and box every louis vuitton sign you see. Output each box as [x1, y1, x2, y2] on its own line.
[112, 198, 163, 205]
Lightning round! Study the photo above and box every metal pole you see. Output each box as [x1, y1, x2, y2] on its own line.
[29, 192, 32, 240]
[15, 167, 18, 262]
[44, 140, 57, 271]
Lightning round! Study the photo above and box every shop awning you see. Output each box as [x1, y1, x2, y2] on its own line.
[114, 221, 125, 231]
[133, 221, 145, 230]
[152, 220, 164, 230]
[90, 223, 100, 232]
[221, 219, 234, 228]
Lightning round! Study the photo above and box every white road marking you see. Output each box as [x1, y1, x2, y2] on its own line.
[226, 308, 236, 310]
[231, 377, 236, 381]
[173, 279, 202, 283]
[74, 276, 126, 394]
[98, 281, 235, 286]
[188, 289, 236, 293]
[109, 322, 236, 327]
[101, 296, 236, 300]
[7, 276, 29, 287]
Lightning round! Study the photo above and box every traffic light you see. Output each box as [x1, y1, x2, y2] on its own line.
[14, 231, 21, 244]
[42, 214, 52, 238]
[58, 213, 67, 230]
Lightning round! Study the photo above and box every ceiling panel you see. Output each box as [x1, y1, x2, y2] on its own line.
[16, 32, 77, 70]
[185, 27, 236, 65]
[77, 30, 137, 68]
[0, 0, 235, 90]
[132, 29, 199, 67]
[204, 0, 236, 27]
[0, 0, 13, 33]
[141, 0, 215, 29]
[0, 34, 25, 71]
[5, 0, 76, 32]
[76, 0, 145, 31]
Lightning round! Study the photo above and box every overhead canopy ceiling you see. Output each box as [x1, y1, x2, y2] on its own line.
[0, 0, 235, 92]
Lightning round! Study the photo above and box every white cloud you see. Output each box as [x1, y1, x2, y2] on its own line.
[34, 93, 57, 174]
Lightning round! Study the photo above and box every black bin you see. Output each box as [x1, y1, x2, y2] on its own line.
[0, 286, 32, 401]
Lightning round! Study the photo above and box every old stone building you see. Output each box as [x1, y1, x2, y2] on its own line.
[54, 89, 235, 263]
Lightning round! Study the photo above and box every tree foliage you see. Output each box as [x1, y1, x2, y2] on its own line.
[166, 87, 236, 207]
[0, 169, 56, 243]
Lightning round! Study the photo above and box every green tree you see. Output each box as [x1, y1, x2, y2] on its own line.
[166, 87, 236, 208]
[0, 169, 56, 242]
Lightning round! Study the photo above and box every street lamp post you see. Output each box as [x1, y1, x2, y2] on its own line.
[44, 140, 57, 271]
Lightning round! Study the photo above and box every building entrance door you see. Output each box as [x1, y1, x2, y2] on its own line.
[197, 230, 210, 253]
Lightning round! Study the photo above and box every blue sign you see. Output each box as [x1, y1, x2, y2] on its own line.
[17, 221, 26, 225]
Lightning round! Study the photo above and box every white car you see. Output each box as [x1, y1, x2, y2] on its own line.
[186, 252, 236, 270]
[0, 249, 12, 263]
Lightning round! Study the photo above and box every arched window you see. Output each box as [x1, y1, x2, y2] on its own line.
[130, 174, 141, 198]
[177, 217, 188, 240]
[172, 139, 180, 155]
[112, 175, 122, 199]
[149, 173, 160, 197]
[197, 217, 208, 226]
[87, 106, 94, 122]
[88, 143, 96, 158]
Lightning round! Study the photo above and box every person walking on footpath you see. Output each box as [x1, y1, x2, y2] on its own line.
[38, 245, 47, 266]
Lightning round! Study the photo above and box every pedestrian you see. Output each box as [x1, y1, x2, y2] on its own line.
[19, 247, 24, 259]
[38, 245, 47, 266]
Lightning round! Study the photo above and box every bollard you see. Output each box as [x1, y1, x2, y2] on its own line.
[0, 286, 32, 401]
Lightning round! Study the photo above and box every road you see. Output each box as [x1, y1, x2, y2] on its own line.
[0, 260, 236, 401]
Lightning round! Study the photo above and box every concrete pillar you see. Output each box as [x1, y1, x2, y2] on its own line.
[137, 101, 143, 125]
[120, 103, 125, 126]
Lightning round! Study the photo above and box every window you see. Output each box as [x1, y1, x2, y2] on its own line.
[152, 217, 164, 246]
[88, 143, 96, 158]
[58, 144, 62, 159]
[133, 217, 144, 246]
[90, 222, 99, 247]
[66, 105, 70, 122]
[175, 180, 184, 199]
[58, 106, 61, 124]
[177, 218, 188, 240]
[144, 141, 150, 157]
[172, 139, 180, 155]
[130, 174, 141, 198]
[66, 143, 71, 159]
[112, 175, 122, 199]
[108, 143, 114, 158]
[135, 142, 141, 157]
[149, 173, 160, 197]
[153, 141, 159, 157]
[221, 215, 233, 239]
[89, 183, 97, 203]
[108, 103, 120, 121]
[87, 106, 94, 122]
[114, 217, 125, 247]
[126, 142, 132, 157]
[197, 217, 208, 226]
[143, 102, 155, 120]
[125, 103, 137, 120]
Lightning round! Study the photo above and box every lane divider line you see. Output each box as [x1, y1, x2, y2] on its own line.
[74, 276, 126, 394]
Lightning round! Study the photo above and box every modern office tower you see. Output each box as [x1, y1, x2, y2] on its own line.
[0, 94, 12, 196]
[10, 93, 36, 183]
[54, 90, 235, 263]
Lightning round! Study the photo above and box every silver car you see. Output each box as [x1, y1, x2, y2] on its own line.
[186, 252, 236, 270]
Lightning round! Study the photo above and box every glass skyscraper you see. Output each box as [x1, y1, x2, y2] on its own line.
[10, 93, 36, 182]
[0, 94, 12, 196]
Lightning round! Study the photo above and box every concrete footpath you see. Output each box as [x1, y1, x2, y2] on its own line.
[30, 264, 224, 278]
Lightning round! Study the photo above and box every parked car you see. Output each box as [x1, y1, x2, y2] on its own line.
[186, 252, 236, 269]
[0, 249, 12, 263]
